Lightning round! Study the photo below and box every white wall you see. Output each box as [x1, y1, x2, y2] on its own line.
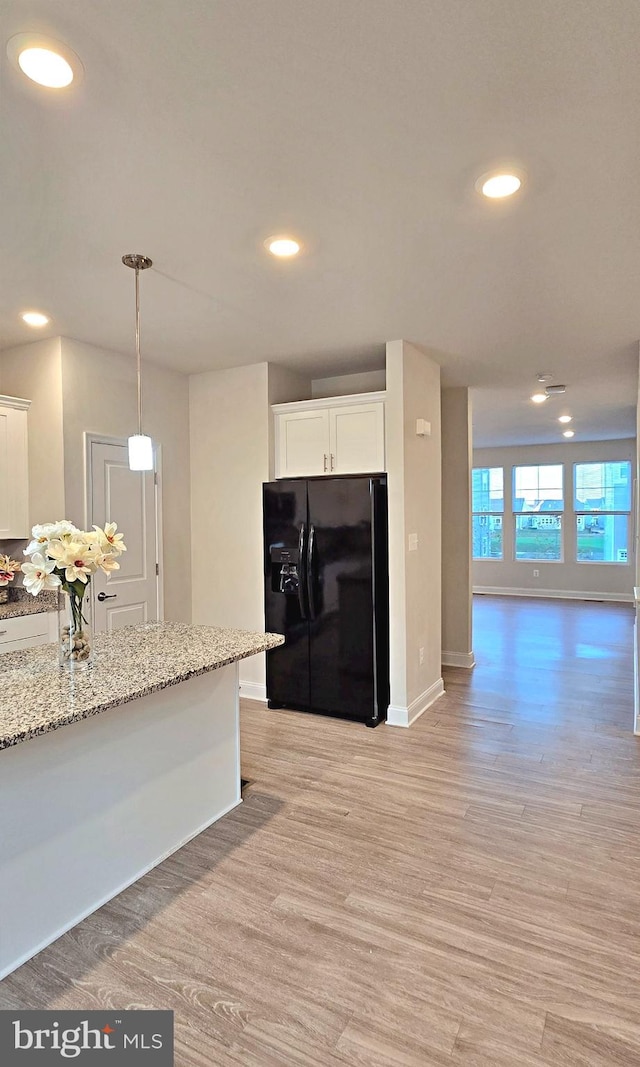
[190, 363, 270, 694]
[0, 338, 65, 526]
[267, 365, 312, 478]
[386, 340, 443, 725]
[473, 439, 636, 601]
[441, 388, 473, 665]
[312, 369, 386, 399]
[60, 338, 192, 623]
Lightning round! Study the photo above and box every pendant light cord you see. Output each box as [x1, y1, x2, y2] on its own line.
[135, 266, 142, 437]
[122, 252, 152, 439]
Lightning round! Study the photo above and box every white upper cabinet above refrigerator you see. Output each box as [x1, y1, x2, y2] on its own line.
[0, 395, 30, 539]
[273, 392, 385, 479]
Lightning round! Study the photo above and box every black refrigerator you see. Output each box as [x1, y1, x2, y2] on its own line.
[263, 474, 389, 727]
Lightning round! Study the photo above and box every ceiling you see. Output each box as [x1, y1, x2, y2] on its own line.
[1, 0, 639, 446]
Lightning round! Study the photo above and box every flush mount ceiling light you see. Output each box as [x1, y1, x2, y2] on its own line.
[562, 430, 575, 438]
[536, 372, 553, 383]
[7, 33, 83, 89]
[558, 415, 572, 424]
[21, 311, 49, 327]
[545, 383, 566, 396]
[531, 393, 548, 404]
[265, 236, 301, 258]
[476, 170, 523, 199]
[122, 254, 154, 472]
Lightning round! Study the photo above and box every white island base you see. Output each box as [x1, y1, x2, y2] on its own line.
[1, 662, 241, 980]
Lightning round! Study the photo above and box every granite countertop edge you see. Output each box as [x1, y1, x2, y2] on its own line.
[0, 593, 59, 620]
[0, 623, 284, 752]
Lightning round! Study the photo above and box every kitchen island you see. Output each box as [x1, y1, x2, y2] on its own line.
[0, 622, 284, 979]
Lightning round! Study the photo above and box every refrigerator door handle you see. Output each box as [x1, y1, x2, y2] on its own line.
[307, 523, 317, 620]
[297, 523, 308, 620]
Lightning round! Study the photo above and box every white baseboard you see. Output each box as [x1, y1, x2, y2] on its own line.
[239, 680, 267, 702]
[442, 650, 476, 668]
[473, 586, 634, 604]
[387, 678, 445, 728]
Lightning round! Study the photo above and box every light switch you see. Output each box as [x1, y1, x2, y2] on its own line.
[416, 419, 431, 437]
[408, 533, 418, 551]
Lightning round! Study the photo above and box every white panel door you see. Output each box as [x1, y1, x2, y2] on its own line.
[276, 409, 330, 477]
[89, 439, 159, 632]
[330, 402, 385, 474]
[0, 403, 29, 539]
[0, 409, 10, 537]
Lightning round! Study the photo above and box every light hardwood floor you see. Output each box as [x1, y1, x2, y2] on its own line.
[2, 595, 639, 1065]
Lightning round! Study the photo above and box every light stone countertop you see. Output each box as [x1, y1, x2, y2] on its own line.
[0, 622, 284, 751]
[0, 590, 58, 620]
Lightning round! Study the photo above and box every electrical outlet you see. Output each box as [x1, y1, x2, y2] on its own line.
[408, 533, 419, 551]
[533, 569, 540, 577]
[419, 647, 424, 665]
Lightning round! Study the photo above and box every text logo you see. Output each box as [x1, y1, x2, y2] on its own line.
[0, 1010, 173, 1064]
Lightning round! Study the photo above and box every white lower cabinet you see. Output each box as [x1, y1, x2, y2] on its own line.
[0, 612, 57, 654]
[273, 392, 385, 479]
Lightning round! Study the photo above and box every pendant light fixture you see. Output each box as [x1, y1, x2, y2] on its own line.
[122, 253, 154, 471]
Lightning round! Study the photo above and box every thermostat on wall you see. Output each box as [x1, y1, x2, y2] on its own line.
[416, 419, 431, 437]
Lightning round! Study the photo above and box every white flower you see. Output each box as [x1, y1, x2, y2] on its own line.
[96, 552, 120, 575]
[92, 522, 127, 556]
[47, 539, 100, 584]
[22, 553, 61, 596]
[45, 520, 78, 540]
[25, 520, 79, 558]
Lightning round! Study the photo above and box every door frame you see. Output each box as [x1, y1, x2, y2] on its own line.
[84, 432, 164, 622]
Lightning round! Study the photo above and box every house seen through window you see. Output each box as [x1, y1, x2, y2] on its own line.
[472, 467, 504, 559]
[513, 464, 563, 561]
[574, 461, 631, 563]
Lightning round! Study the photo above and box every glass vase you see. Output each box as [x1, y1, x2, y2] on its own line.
[58, 587, 94, 670]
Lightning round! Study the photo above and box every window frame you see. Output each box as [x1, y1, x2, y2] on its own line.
[573, 461, 632, 566]
[512, 463, 564, 564]
[472, 466, 504, 561]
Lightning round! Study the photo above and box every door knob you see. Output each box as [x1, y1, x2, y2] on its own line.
[97, 592, 117, 601]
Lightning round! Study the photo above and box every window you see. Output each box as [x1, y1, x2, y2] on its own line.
[472, 467, 503, 559]
[513, 465, 563, 560]
[574, 461, 631, 563]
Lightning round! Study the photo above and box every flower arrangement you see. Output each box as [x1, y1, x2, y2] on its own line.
[23, 520, 127, 667]
[0, 554, 21, 602]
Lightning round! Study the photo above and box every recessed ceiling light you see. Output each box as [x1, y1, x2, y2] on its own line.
[562, 430, 575, 438]
[477, 172, 523, 199]
[531, 393, 548, 404]
[6, 33, 83, 89]
[265, 236, 301, 258]
[558, 415, 572, 424]
[21, 311, 49, 327]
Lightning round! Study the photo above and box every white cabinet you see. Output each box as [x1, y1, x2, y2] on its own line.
[0, 395, 30, 539]
[274, 392, 385, 479]
[276, 407, 330, 477]
[0, 611, 57, 654]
